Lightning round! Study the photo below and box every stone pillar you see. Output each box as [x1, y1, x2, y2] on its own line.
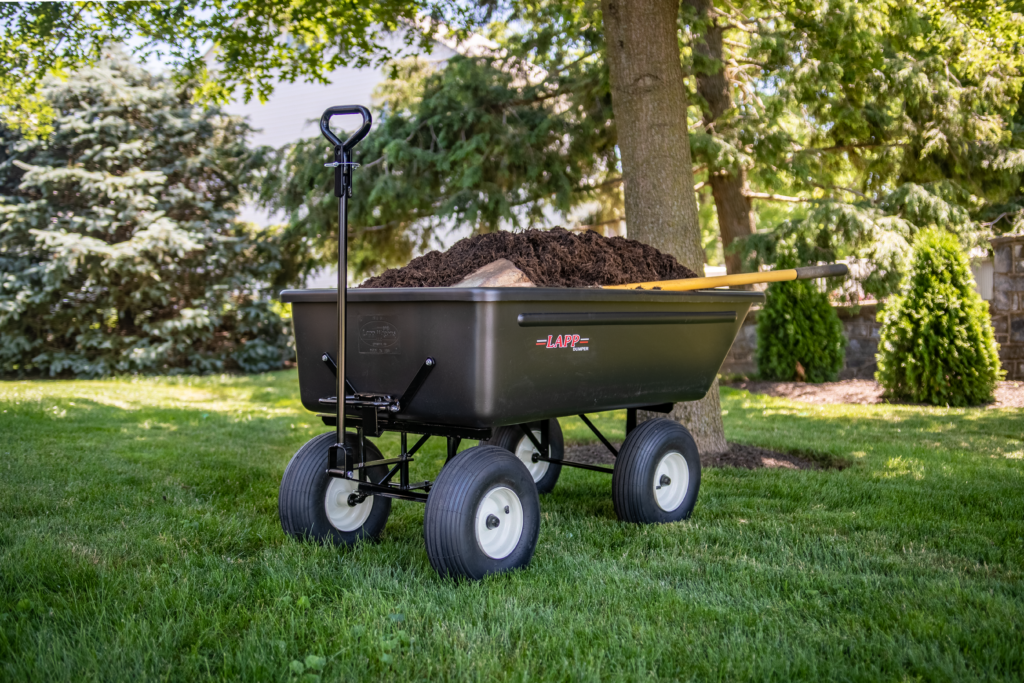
[991, 234, 1024, 380]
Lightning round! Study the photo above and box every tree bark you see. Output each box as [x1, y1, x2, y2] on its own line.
[710, 173, 755, 275]
[686, 0, 755, 275]
[602, 0, 728, 455]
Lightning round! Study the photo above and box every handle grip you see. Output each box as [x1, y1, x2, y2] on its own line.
[606, 262, 849, 291]
[320, 105, 372, 152]
[793, 264, 849, 280]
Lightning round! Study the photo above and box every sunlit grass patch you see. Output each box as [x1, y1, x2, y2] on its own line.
[1, 373, 1022, 681]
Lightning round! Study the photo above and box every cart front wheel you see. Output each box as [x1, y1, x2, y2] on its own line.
[612, 418, 701, 524]
[486, 419, 563, 493]
[424, 445, 540, 580]
[279, 432, 391, 545]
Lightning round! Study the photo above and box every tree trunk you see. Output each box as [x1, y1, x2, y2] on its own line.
[686, 0, 755, 275]
[602, 0, 728, 455]
[710, 173, 755, 274]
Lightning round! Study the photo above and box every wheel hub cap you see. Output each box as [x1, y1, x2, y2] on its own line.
[475, 486, 524, 559]
[653, 451, 688, 512]
[515, 430, 549, 483]
[324, 477, 373, 531]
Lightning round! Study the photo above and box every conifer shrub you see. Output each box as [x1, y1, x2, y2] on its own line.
[876, 229, 1001, 406]
[756, 258, 847, 383]
[0, 53, 291, 377]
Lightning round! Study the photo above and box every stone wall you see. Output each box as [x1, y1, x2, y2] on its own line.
[720, 304, 882, 380]
[991, 234, 1024, 380]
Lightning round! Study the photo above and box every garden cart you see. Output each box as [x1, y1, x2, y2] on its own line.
[278, 105, 847, 580]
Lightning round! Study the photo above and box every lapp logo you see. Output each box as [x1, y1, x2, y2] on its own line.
[536, 334, 589, 351]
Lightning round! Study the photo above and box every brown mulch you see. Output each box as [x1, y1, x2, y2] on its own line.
[725, 379, 1024, 409]
[564, 441, 825, 471]
[359, 227, 698, 288]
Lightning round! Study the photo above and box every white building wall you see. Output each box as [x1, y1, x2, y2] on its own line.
[221, 36, 458, 150]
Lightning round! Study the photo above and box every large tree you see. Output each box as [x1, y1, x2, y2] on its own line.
[600, 0, 727, 452]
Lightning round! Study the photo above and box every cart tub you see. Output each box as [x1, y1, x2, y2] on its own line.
[281, 287, 763, 429]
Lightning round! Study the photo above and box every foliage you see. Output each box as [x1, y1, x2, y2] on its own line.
[875, 230, 1001, 406]
[755, 257, 847, 382]
[199, 0, 1024, 288]
[3, 373, 1024, 680]
[719, 0, 1024, 291]
[7, 1, 1024, 291]
[0, 1, 440, 136]
[261, 52, 616, 281]
[0, 52, 290, 377]
[742, 181, 979, 299]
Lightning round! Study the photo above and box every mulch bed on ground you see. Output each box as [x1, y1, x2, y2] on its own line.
[564, 441, 825, 471]
[725, 379, 1024, 409]
[360, 227, 698, 288]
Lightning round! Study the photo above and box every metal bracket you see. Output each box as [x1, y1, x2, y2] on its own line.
[446, 436, 462, 462]
[321, 353, 356, 395]
[578, 414, 618, 457]
[397, 357, 436, 413]
[534, 456, 614, 474]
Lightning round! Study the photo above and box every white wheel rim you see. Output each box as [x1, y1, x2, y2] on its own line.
[475, 486, 524, 559]
[324, 477, 373, 532]
[653, 451, 689, 512]
[514, 430, 549, 483]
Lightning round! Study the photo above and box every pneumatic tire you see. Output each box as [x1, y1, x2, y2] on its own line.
[424, 445, 540, 580]
[612, 418, 701, 524]
[279, 432, 392, 545]
[486, 419, 563, 493]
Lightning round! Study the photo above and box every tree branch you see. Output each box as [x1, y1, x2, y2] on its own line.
[790, 142, 906, 158]
[573, 216, 624, 230]
[744, 191, 808, 203]
[810, 182, 869, 200]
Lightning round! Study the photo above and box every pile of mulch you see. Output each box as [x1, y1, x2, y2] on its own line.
[563, 442, 826, 471]
[360, 227, 698, 288]
[726, 379, 1024, 409]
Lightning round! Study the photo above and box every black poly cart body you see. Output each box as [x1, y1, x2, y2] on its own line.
[277, 104, 764, 580]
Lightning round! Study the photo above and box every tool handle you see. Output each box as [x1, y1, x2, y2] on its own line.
[793, 264, 849, 280]
[607, 263, 849, 292]
[319, 105, 372, 152]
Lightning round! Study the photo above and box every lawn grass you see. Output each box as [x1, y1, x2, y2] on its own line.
[1, 371, 1022, 682]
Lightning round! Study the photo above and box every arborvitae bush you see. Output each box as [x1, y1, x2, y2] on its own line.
[756, 259, 847, 383]
[0, 53, 291, 377]
[876, 229, 1001, 406]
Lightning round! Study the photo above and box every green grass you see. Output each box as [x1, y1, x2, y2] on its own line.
[1, 371, 1022, 682]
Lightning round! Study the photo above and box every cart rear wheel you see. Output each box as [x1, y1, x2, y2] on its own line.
[279, 432, 392, 545]
[612, 418, 701, 524]
[424, 445, 540, 580]
[486, 419, 563, 493]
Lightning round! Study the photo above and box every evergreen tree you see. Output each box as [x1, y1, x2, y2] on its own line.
[722, 0, 1024, 294]
[260, 53, 617, 282]
[0, 52, 289, 377]
[876, 229, 1001, 406]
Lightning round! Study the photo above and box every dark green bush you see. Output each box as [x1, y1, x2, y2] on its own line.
[756, 260, 847, 383]
[876, 229, 1001, 406]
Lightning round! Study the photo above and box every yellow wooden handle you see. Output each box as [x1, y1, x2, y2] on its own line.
[605, 264, 849, 292]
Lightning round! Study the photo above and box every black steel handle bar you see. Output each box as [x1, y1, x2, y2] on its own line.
[319, 105, 372, 152]
[517, 311, 737, 327]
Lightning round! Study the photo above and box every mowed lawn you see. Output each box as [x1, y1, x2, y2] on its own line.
[1, 372, 1022, 682]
